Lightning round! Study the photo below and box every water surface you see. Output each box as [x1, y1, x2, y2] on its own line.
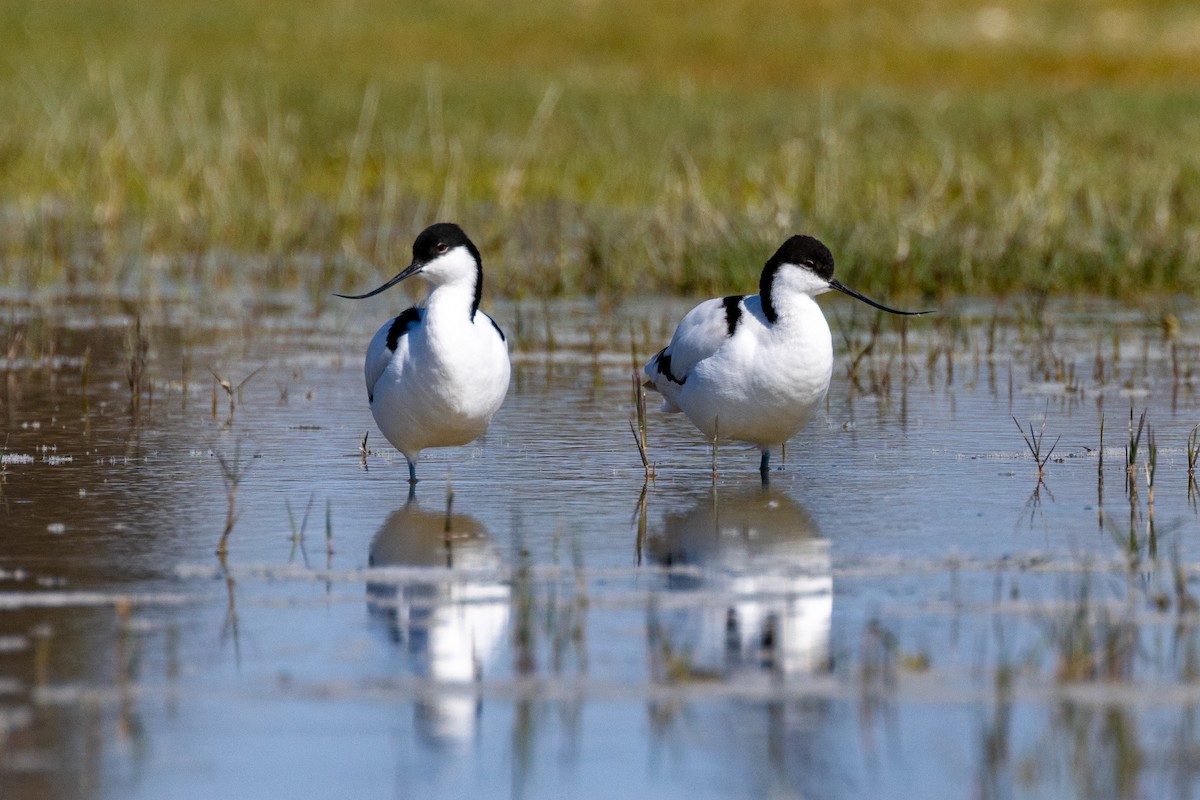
[2, 295, 1199, 799]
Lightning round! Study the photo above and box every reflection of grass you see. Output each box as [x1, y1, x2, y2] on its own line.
[216, 443, 253, 557]
[646, 598, 721, 684]
[3, 1, 1200, 300]
[1049, 583, 1137, 684]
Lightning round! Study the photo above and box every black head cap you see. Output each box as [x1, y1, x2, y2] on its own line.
[412, 222, 481, 267]
[412, 222, 485, 317]
[764, 235, 834, 280]
[759, 235, 833, 322]
[334, 222, 484, 304]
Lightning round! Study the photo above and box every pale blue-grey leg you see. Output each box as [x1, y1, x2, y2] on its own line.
[759, 449, 770, 484]
[407, 459, 418, 485]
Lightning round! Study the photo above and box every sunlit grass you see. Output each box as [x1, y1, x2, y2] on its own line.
[2, 0, 1199, 302]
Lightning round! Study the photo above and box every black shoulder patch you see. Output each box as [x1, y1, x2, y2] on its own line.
[758, 264, 779, 324]
[653, 348, 685, 385]
[721, 295, 743, 337]
[386, 307, 421, 351]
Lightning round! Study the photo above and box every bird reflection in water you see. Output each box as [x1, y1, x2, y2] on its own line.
[366, 498, 510, 746]
[646, 486, 831, 677]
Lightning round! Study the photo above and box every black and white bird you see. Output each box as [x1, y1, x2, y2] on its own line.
[643, 235, 929, 479]
[338, 223, 510, 484]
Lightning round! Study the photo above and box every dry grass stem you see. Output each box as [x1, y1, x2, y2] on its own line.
[629, 371, 653, 477]
[126, 317, 148, 416]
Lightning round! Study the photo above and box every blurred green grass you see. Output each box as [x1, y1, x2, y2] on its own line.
[1, 0, 1198, 302]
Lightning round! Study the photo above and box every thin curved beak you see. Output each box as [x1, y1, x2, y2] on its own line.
[334, 260, 422, 300]
[828, 279, 933, 316]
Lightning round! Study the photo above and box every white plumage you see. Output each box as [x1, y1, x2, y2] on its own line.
[648, 487, 832, 675]
[339, 223, 510, 484]
[366, 501, 509, 742]
[644, 235, 928, 478]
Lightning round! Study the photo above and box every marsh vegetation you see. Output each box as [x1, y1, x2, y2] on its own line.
[2, 0, 1199, 302]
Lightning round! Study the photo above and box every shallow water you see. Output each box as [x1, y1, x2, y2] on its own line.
[2, 294, 1199, 799]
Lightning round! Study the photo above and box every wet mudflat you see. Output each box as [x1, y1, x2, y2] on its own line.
[1, 295, 1199, 799]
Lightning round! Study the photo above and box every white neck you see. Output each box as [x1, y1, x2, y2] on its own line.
[767, 290, 822, 327]
[423, 281, 477, 321]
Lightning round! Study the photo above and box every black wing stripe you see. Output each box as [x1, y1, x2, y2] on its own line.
[721, 295, 743, 337]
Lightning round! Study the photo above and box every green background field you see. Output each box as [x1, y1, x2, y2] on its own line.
[2, 0, 1198, 301]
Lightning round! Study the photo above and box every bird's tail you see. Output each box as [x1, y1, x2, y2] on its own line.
[643, 349, 683, 412]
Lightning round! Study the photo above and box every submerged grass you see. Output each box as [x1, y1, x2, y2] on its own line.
[207, 365, 264, 419]
[1188, 425, 1199, 480]
[1014, 413, 1060, 482]
[1126, 409, 1148, 496]
[1, 0, 1200, 302]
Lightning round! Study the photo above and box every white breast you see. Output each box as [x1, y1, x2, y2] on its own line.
[679, 295, 833, 446]
[368, 306, 510, 461]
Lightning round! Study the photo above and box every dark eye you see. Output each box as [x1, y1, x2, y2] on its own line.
[435, 242, 449, 254]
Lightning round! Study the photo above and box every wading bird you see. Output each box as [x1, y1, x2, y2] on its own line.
[338, 223, 510, 484]
[643, 235, 929, 481]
